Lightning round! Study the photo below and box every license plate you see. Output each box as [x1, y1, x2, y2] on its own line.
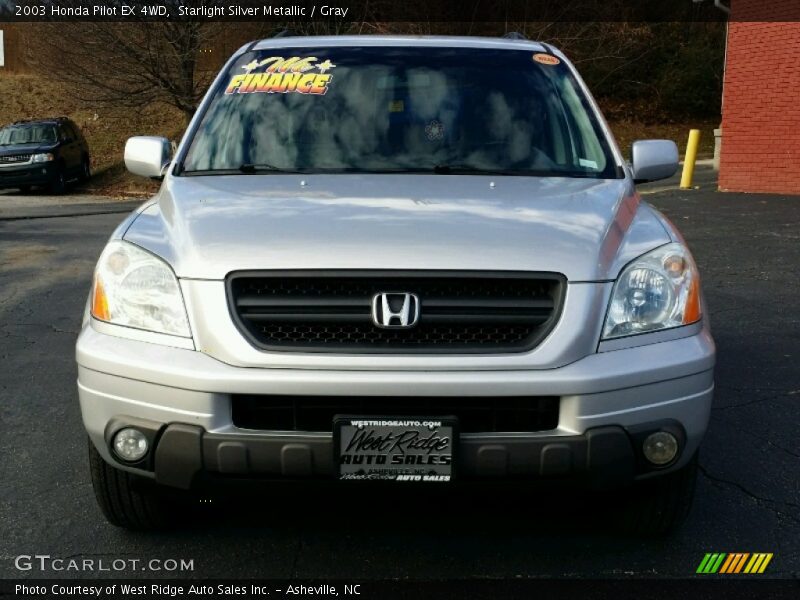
[334, 416, 457, 482]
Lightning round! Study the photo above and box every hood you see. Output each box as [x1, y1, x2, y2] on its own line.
[123, 174, 670, 282]
[0, 142, 55, 156]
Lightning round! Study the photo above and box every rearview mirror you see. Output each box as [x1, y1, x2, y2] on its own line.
[631, 140, 679, 184]
[124, 136, 172, 180]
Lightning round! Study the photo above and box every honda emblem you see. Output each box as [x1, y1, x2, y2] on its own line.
[371, 293, 420, 328]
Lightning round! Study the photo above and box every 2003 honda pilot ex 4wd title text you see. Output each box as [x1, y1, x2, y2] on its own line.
[76, 36, 715, 534]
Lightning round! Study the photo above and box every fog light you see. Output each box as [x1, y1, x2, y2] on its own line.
[642, 431, 678, 465]
[112, 428, 148, 462]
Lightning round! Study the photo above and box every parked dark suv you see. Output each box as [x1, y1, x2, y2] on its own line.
[0, 117, 91, 194]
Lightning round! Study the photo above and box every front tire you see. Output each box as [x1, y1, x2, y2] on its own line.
[48, 166, 66, 195]
[79, 156, 91, 183]
[88, 439, 179, 531]
[622, 452, 698, 536]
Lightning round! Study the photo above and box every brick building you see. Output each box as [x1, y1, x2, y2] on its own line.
[0, 24, 26, 72]
[719, 0, 800, 194]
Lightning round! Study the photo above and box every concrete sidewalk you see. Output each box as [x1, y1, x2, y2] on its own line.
[0, 189, 142, 220]
[638, 160, 718, 196]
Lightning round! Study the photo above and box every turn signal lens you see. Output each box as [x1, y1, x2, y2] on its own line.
[90, 241, 190, 337]
[91, 276, 110, 321]
[684, 277, 702, 324]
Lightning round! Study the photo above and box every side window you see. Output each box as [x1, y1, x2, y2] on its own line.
[69, 123, 83, 142]
[554, 76, 608, 173]
[62, 123, 77, 142]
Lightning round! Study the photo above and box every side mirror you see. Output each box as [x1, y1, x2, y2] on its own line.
[124, 136, 172, 180]
[631, 140, 679, 184]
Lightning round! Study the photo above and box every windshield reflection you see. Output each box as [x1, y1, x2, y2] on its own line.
[182, 46, 617, 179]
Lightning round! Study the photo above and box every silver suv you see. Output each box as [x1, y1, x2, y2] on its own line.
[77, 36, 715, 534]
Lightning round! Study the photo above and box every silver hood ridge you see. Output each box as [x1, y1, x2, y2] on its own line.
[122, 174, 671, 282]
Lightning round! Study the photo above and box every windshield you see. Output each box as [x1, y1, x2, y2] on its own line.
[0, 124, 58, 146]
[181, 46, 619, 178]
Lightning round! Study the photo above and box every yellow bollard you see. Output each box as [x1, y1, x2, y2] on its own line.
[680, 129, 701, 189]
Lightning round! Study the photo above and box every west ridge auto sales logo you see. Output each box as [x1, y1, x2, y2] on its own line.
[225, 56, 337, 96]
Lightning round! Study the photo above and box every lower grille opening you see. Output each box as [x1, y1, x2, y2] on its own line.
[232, 395, 560, 434]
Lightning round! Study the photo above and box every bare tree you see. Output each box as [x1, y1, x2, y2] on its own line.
[24, 1, 386, 124]
[26, 2, 261, 124]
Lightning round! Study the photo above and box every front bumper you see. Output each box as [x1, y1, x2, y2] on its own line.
[77, 322, 715, 490]
[0, 162, 57, 188]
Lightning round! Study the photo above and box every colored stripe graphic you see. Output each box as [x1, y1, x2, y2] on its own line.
[744, 554, 760, 573]
[710, 553, 726, 573]
[757, 553, 773, 573]
[719, 553, 739, 573]
[696, 553, 714, 573]
[698, 553, 773, 574]
[733, 553, 750, 573]
[697, 553, 727, 574]
[720, 553, 736, 574]
[718, 554, 735, 573]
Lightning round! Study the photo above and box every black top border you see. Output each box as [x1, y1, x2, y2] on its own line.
[1, 0, 799, 23]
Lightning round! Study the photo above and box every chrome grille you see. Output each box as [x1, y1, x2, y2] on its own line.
[0, 154, 32, 164]
[227, 271, 566, 353]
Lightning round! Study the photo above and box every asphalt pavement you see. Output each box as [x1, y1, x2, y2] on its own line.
[0, 177, 798, 580]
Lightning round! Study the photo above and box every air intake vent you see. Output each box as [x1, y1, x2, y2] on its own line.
[232, 394, 560, 433]
[227, 271, 566, 354]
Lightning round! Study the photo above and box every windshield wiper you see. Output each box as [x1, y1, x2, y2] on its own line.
[432, 163, 487, 175]
[432, 164, 531, 175]
[432, 164, 604, 178]
[181, 163, 299, 176]
[239, 163, 288, 173]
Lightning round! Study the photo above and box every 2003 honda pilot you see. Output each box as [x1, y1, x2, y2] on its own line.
[77, 36, 715, 534]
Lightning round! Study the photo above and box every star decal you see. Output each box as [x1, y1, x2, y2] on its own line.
[242, 60, 261, 73]
[317, 60, 336, 73]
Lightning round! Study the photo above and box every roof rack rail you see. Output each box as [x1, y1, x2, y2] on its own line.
[502, 32, 527, 40]
[540, 42, 558, 55]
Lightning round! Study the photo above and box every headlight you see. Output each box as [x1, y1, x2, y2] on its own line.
[91, 241, 190, 337]
[602, 242, 701, 340]
[31, 153, 55, 163]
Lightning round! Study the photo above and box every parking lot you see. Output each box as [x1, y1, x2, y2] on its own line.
[0, 181, 798, 579]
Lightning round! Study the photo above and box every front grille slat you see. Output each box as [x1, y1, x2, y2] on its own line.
[420, 314, 550, 325]
[232, 395, 560, 434]
[242, 313, 369, 323]
[423, 298, 554, 310]
[0, 154, 32, 164]
[227, 270, 565, 353]
[236, 296, 371, 308]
